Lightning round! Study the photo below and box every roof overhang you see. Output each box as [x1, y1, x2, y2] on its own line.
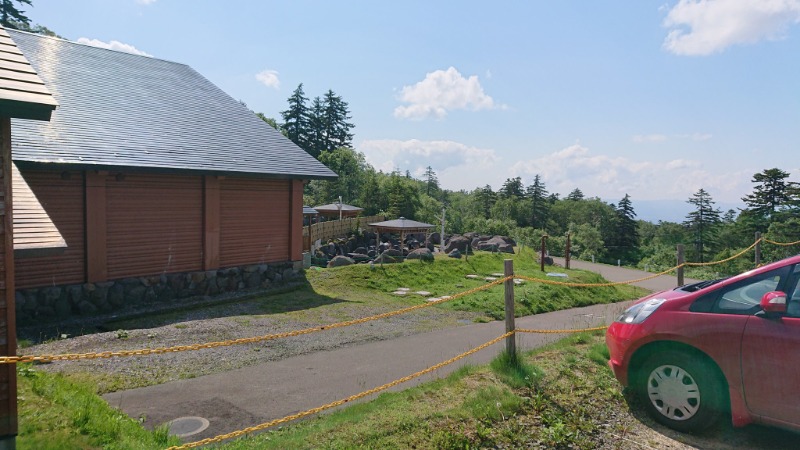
[0, 26, 58, 121]
[12, 163, 66, 257]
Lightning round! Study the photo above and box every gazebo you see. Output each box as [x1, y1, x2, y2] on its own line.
[313, 202, 363, 220]
[369, 217, 435, 253]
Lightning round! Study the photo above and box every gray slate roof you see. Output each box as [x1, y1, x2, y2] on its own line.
[7, 30, 336, 180]
[369, 217, 434, 231]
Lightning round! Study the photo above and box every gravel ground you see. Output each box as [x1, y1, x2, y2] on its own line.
[22, 293, 482, 392]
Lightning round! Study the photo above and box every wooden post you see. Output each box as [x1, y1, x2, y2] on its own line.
[677, 244, 685, 287]
[565, 232, 571, 270]
[0, 118, 17, 445]
[504, 259, 516, 358]
[539, 235, 548, 272]
[754, 232, 761, 267]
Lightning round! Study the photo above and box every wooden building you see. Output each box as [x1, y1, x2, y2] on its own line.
[6, 30, 336, 323]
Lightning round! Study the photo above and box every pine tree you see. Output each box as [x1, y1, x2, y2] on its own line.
[321, 89, 355, 153]
[684, 188, 721, 263]
[280, 83, 311, 155]
[741, 168, 793, 228]
[499, 177, 524, 198]
[423, 166, 439, 197]
[566, 188, 584, 201]
[610, 194, 639, 262]
[307, 96, 326, 157]
[1, 0, 32, 29]
[474, 185, 497, 219]
[526, 175, 549, 229]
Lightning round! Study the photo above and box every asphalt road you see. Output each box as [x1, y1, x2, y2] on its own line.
[104, 260, 689, 442]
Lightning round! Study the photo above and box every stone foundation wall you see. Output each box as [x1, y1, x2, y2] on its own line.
[16, 262, 301, 325]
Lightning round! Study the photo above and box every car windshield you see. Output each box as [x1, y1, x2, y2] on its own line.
[676, 278, 727, 293]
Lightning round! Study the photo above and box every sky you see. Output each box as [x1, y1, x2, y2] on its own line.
[21, 0, 800, 221]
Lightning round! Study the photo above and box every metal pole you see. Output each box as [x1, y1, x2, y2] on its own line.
[755, 232, 761, 267]
[677, 244, 685, 287]
[504, 259, 516, 358]
[565, 232, 571, 270]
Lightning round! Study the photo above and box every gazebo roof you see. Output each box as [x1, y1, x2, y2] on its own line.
[313, 203, 363, 217]
[303, 205, 318, 215]
[369, 217, 434, 233]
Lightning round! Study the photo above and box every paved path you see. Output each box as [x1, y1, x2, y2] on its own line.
[105, 261, 693, 442]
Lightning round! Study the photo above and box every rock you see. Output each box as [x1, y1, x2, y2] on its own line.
[328, 256, 356, 268]
[540, 255, 555, 266]
[374, 250, 402, 264]
[54, 296, 71, 317]
[428, 232, 441, 245]
[108, 283, 125, 307]
[444, 236, 470, 254]
[448, 249, 462, 259]
[78, 300, 97, 315]
[407, 248, 434, 262]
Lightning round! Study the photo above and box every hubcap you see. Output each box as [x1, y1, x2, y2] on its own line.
[647, 364, 700, 421]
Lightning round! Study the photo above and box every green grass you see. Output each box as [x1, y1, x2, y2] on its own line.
[17, 365, 180, 450]
[213, 329, 635, 449]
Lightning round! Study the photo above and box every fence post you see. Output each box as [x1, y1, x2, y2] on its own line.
[504, 259, 516, 359]
[540, 235, 548, 272]
[565, 232, 571, 270]
[677, 244, 685, 287]
[754, 232, 761, 267]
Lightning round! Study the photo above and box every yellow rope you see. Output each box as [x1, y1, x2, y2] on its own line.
[0, 277, 512, 364]
[516, 325, 608, 334]
[166, 331, 514, 449]
[764, 238, 800, 247]
[515, 265, 681, 287]
[683, 239, 761, 267]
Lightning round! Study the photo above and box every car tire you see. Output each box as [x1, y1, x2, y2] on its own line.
[637, 350, 725, 432]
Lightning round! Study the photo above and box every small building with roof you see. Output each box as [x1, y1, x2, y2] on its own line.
[6, 29, 336, 323]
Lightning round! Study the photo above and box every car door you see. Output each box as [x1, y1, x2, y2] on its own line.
[740, 263, 800, 426]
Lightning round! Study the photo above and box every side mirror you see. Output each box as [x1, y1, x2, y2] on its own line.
[760, 291, 788, 314]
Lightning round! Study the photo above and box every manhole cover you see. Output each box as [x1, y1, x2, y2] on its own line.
[167, 416, 210, 438]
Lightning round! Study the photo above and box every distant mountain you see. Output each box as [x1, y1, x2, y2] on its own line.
[624, 199, 744, 224]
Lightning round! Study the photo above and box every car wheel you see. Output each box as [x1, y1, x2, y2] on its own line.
[637, 351, 724, 432]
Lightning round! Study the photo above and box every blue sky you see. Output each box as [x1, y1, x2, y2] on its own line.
[23, 1, 800, 220]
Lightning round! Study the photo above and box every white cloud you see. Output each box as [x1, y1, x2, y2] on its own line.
[632, 132, 712, 143]
[663, 0, 800, 55]
[76, 38, 152, 57]
[359, 139, 497, 173]
[255, 69, 280, 89]
[136, 0, 157, 4]
[510, 144, 747, 201]
[394, 67, 499, 120]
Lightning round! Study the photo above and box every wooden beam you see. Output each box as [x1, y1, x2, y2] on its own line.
[0, 117, 17, 438]
[85, 171, 107, 282]
[289, 179, 303, 262]
[203, 176, 220, 270]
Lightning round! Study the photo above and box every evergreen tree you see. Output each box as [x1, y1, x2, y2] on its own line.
[499, 176, 524, 198]
[526, 175, 549, 229]
[280, 83, 311, 155]
[358, 170, 383, 215]
[474, 185, 497, 219]
[684, 188, 721, 263]
[1, 0, 31, 29]
[741, 168, 793, 228]
[566, 188, 584, 201]
[423, 166, 440, 197]
[320, 90, 355, 152]
[610, 194, 639, 262]
[307, 96, 326, 157]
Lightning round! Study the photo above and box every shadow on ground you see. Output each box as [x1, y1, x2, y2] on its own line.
[622, 388, 798, 449]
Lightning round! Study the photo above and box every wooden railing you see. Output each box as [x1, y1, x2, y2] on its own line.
[303, 215, 386, 251]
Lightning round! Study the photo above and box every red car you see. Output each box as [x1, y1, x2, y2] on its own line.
[606, 254, 800, 433]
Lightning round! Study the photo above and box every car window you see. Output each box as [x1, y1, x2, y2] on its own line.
[695, 265, 792, 315]
[786, 265, 800, 317]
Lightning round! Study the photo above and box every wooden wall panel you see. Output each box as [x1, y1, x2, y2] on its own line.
[106, 174, 203, 279]
[220, 178, 290, 267]
[15, 170, 85, 289]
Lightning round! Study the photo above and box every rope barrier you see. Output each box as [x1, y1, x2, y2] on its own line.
[516, 325, 608, 334]
[764, 238, 800, 247]
[0, 277, 512, 365]
[515, 265, 681, 288]
[166, 331, 515, 449]
[683, 239, 761, 267]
